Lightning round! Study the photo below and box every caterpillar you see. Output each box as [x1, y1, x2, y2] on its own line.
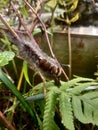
[0, 29, 62, 79]
[23, 44, 62, 77]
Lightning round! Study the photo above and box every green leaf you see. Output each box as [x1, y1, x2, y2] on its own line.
[0, 51, 15, 67]
[82, 91, 98, 100]
[58, 0, 78, 8]
[66, 0, 78, 12]
[33, 28, 53, 36]
[23, 80, 62, 98]
[43, 87, 60, 130]
[72, 96, 88, 123]
[1, 36, 11, 46]
[23, 60, 32, 87]
[0, 69, 37, 123]
[59, 93, 74, 130]
[72, 94, 98, 125]
[33, 28, 42, 35]
[70, 82, 98, 94]
[60, 77, 94, 92]
[93, 110, 98, 126]
[94, 72, 98, 76]
[46, 0, 57, 9]
[69, 13, 79, 24]
[19, 6, 28, 17]
[57, 13, 79, 25]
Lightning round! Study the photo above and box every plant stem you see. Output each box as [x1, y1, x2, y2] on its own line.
[11, 67, 24, 121]
[0, 111, 16, 130]
[68, 25, 72, 79]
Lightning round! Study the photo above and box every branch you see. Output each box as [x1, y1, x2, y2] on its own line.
[24, 0, 55, 58]
[0, 111, 16, 130]
[0, 15, 20, 41]
[11, 2, 38, 48]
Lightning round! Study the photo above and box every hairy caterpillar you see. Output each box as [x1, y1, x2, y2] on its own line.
[23, 44, 62, 77]
[0, 28, 62, 80]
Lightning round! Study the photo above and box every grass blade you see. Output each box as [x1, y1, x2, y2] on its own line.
[23, 60, 32, 87]
[0, 69, 37, 123]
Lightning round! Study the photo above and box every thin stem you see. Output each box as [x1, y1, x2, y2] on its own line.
[68, 25, 72, 79]
[0, 111, 16, 130]
[24, 0, 55, 58]
[11, 67, 24, 121]
[14, 67, 24, 104]
[0, 15, 20, 41]
[11, 2, 38, 48]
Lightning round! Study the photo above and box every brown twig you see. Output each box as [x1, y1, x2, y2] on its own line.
[11, 2, 38, 48]
[0, 111, 16, 130]
[28, 0, 45, 31]
[11, 2, 29, 33]
[0, 15, 20, 41]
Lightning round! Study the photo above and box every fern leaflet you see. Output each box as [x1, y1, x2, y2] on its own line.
[60, 77, 94, 91]
[72, 93, 98, 125]
[59, 92, 74, 130]
[43, 87, 60, 130]
[70, 82, 98, 94]
[72, 95, 89, 123]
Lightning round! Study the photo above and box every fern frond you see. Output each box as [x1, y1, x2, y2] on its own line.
[72, 95, 89, 123]
[72, 93, 98, 125]
[93, 110, 98, 126]
[60, 77, 94, 91]
[82, 91, 98, 100]
[43, 87, 60, 130]
[82, 91, 98, 125]
[59, 93, 74, 130]
[70, 82, 98, 94]
[24, 80, 60, 98]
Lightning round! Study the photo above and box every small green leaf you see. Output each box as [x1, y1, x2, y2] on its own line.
[0, 51, 15, 67]
[23, 60, 32, 87]
[19, 6, 28, 17]
[67, 0, 78, 12]
[1, 37, 11, 46]
[46, 0, 57, 9]
[94, 72, 98, 76]
[69, 13, 79, 23]
[33, 28, 42, 35]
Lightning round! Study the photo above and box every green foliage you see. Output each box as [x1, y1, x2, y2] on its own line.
[0, 0, 98, 129]
[0, 0, 9, 9]
[42, 77, 98, 130]
[0, 69, 37, 122]
[19, 6, 28, 17]
[72, 91, 98, 125]
[43, 87, 60, 130]
[23, 60, 32, 87]
[59, 93, 74, 130]
[24, 78, 98, 129]
[0, 51, 15, 67]
[46, 0, 79, 25]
